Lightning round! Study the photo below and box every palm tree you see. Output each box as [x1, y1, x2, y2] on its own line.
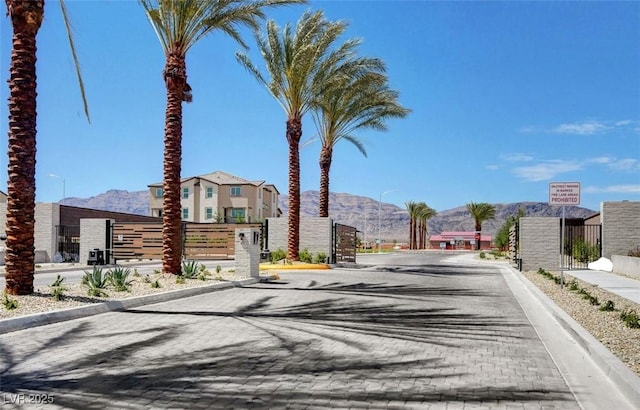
[236, 10, 353, 260]
[405, 201, 419, 250]
[466, 202, 496, 250]
[416, 202, 436, 249]
[140, 0, 302, 274]
[4, 0, 88, 295]
[313, 63, 410, 217]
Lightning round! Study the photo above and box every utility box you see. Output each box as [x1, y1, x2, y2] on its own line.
[87, 248, 105, 265]
[235, 227, 261, 278]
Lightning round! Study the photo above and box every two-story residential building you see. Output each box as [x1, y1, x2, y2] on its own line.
[148, 171, 281, 223]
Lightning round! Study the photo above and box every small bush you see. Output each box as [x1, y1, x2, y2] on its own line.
[143, 275, 151, 284]
[150, 280, 162, 289]
[314, 252, 327, 264]
[2, 293, 18, 310]
[572, 239, 600, 263]
[82, 267, 109, 297]
[479, 252, 486, 259]
[216, 265, 222, 274]
[107, 267, 133, 292]
[271, 249, 287, 263]
[133, 269, 140, 277]
[198, 273, 207, 281]
[600, 300, 615, 312]
[176, 276, 186, 284]
[50, 274, 67, 301]
[181, 260, 201, 279]
[153, 269, 161, 275]
[628, 247, 640, 258]
[299, 248, 313, 263]
[568, 280, 580, 291]
[620, 310, 640, 328]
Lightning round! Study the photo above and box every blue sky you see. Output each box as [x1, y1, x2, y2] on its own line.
[1, 0, 638, 213]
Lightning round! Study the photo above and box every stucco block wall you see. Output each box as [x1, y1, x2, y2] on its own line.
[519, 217, 560, 272]
[266, 217, 333, 261]
[601, 201, 640, 259]
[235, 227, 260, 277]
[34, 203, 61, 263]
[80, 219, 113, 265]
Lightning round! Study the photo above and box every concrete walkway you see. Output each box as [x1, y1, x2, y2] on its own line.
[567, 269, 640, 305]
[1, 253, 638, 409]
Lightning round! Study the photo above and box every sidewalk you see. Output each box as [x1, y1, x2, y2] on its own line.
[566, 269, 640, 305]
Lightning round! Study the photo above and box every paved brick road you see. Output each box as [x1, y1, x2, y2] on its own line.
[0, 261, 580, 409]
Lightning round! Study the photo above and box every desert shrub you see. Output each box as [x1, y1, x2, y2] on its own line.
[479, 252, 486, 259]
[2, 293, 18, 310]
[107, 267, 133, 292]
[572, 239, 600, 263]
[620, 310, 640, 328]
[176, 276, 186, 284]
[271, 249, 287, 263]
[600, 300, 615, 312]
[150, 280, 162, 289]
[628, 247, 640, 258]
[82, 267, 109, 297]
[216, 265, 222, 274]
[50, 274, 67, 301]
[314, 252, 327, 264]
[299, 248, 313, 263]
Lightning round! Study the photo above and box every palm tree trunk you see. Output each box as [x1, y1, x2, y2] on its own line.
[412, 219, 417, 250]
[318, 146, 332, 217]
[161, 53, 187, 275]
[475, 222, 482, 251]
[4, 0, 44, 295]
[286, 114, 302, 261]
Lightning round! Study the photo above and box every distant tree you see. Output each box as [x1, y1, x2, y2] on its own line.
[405, 201, 419, 249]
[236, 10, 352, 260]
[465, 202, 496, 250]
[416, 202, 436, 249]
[140, 0, 302, 274]
[4, 0, 89, 295]
[495, 207, 525, 250]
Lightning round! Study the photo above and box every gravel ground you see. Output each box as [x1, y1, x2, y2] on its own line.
[0, 268, 252, 321]
[521, 269, 640, 377]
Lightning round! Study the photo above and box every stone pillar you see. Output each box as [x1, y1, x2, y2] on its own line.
[235, 227, 260, 278]
[519, 217, 560, 272]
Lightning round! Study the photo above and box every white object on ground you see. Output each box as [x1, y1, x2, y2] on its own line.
[588, 257, 613, 272]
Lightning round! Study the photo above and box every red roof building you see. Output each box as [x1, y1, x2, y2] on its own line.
[429, 231, 493, 250]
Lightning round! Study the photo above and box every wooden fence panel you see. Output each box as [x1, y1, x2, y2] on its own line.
[112, 222, 163, 260]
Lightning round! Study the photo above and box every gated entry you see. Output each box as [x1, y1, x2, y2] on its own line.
[562, 223, 602, 269]
[334, 223, 357, 263]
[55, 225, 80, 262]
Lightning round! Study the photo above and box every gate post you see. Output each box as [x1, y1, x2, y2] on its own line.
[235, 227, 261, 278]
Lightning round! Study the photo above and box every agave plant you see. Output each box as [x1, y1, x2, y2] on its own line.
[181, 260, 201, 279]
[107, 267, 133, 292]
[82, 267, 109, 297]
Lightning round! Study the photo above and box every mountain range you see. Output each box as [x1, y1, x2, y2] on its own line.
[61, 189, 598, 242]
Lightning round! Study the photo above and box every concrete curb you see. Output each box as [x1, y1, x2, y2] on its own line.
[0, 277, 259, 335]
[507, 265, 640, 406]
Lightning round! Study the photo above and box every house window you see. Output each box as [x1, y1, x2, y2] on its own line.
[231, 208, 245, 218]
[155, 188, 164, 198]
[182, 187, 189, 199]
[205, 207, 213, 219]
[230, 186, 241, 196]
[182, 208, 189, 219]
[206, 186, 215, 198]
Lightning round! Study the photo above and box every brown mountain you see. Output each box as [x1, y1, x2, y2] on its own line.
[61, 189, 597, 242]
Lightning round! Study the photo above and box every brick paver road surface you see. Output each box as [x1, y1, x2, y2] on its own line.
[1, 258, 581, 409]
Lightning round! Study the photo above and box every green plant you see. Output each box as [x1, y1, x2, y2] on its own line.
[82, 267, 109, 297]
[198, 273, 207, 281]
[2, 293, 18, 310]
[50, 274, 67, 301]
[299, 248, 313, 263]
[150, 280, 162, 289]
[314, 252, 327, 264]
[572, 239, 600, 263]
[133, 269, 140, 277]
[620, 310, 640, 328]
[181, 260, 201, 279]
[143, 275, 152, 283]
[176, 276, 186, 284]
[216, 265, 222, 274]
[600, 300, 615, 312]
[479, 251, 486, 259]
[271, 248, 287, 264]
[153, 269, 161, 274]
[568, 280, 580, 291]
[107, 267, 134, 292]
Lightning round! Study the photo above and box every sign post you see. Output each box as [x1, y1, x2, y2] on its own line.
[549, 182, 581, 288]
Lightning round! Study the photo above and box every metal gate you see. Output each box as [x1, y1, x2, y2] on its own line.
[334, 223, 357, 263]
[55, 225, 80, 262]
[562, 224, 602, 269]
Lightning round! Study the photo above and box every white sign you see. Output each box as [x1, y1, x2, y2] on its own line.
[549, 182, 581, 205]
